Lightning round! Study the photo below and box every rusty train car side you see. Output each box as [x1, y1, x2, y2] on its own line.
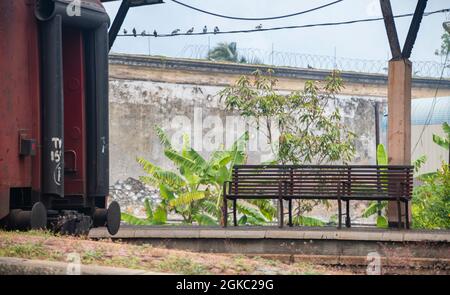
[0, 0, 120, 235]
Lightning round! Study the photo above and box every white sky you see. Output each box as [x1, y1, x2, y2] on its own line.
[105, 0, 450, 63]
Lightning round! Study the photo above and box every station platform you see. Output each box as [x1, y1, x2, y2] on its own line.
[90, 225, 450, 243]
[90, 226, 450, 271]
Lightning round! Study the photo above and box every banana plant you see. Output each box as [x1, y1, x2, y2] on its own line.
[360, 144, 389, 228]
[134, 131, 216, 225]
[361, 143, 427, 228]
[121, 198, 167, 225]
[122, 126, 276, 226]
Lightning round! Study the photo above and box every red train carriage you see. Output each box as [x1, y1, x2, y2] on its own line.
[0, 0, 120, 235]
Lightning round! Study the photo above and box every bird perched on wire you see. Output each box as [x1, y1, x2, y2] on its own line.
[255, 24, 262, 30]
[214, 26, 219, 34]
[153, 30, 158, 37]
[141, 30, 146, 36]
[132, 28, 137, 37]
[186, 27, 194, 34]
[123, 28, 128, 35]
[171, 29, 180, 35]
[202, 26, 207, 34]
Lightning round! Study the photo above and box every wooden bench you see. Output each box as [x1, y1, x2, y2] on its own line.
[222, 165, 413, 229]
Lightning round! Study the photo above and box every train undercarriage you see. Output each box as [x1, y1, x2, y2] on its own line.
[0, 0, 123, 235]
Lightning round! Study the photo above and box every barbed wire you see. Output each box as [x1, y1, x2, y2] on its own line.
[179, 44, 450, 78]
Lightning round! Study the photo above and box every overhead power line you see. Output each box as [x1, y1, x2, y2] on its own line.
[117, 8, 450, 38]
[170, 0, 344, 21]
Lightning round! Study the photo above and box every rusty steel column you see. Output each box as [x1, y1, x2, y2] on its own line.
[386, 59, 412, 228]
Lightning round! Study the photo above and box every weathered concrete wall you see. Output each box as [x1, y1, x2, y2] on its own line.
[108, 54, 449, 183]
[109, 79, 240, 182]
[110, 79, 382, 183]
[109, 54, 450, 99]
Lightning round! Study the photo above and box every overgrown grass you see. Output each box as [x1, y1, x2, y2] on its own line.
[82, 250, 105, 264]
[103, 256, 141, 270]
[292, 262, 323, 275]
[233, 255, 256, 273]
[0, 229, 57, 239]
[0, 241, 63, 261]
[156, 255, 209, 275]
[0, 230, 342, 275]
[0, 242, 46, 257]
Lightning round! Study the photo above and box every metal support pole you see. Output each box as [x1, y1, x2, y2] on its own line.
[233, 199, 237, 226]
[109, 0, 130, 51]
[374, 102, 382, 217]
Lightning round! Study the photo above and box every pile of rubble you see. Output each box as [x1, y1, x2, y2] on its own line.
[109, 177, 159, 218]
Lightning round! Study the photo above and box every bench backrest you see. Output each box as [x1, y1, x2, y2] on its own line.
[230, 165, 413, 199]
[229, 165, 292, 198]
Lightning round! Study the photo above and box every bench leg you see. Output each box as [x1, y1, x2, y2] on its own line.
[338, 199, 342, 229]
[345, 200, 351, 228]
[278, 198, 284, 228]
[233, 199, 237, 226]
[288, 199, 293, 227]
[222, 197, 228, 228]
[405, 201, 410, 230]
[397, 199, 402, 229]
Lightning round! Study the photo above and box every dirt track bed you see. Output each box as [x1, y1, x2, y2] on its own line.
[1, 230, 447, 275]
[0, 230, 352, 275]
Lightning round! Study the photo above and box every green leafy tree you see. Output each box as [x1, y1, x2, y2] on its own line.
[220, 69, 355, 165]
[208, 42, 246, 63]
[219, 69, 355, 225]
[435, 32, 450, 58]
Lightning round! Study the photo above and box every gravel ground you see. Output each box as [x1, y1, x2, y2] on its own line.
[109, 177, 160, 218]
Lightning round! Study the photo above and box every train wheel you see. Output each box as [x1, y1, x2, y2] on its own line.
[106, 201, 121, 235]
[9, 202, 47, 230]
[93, 201, 121, 235]
[30, 202, 47, 229]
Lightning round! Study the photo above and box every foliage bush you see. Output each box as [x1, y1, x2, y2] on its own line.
[412, 122, 449, 229]
[362, 122, 449, 229]
[412, 162, 450, 229]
